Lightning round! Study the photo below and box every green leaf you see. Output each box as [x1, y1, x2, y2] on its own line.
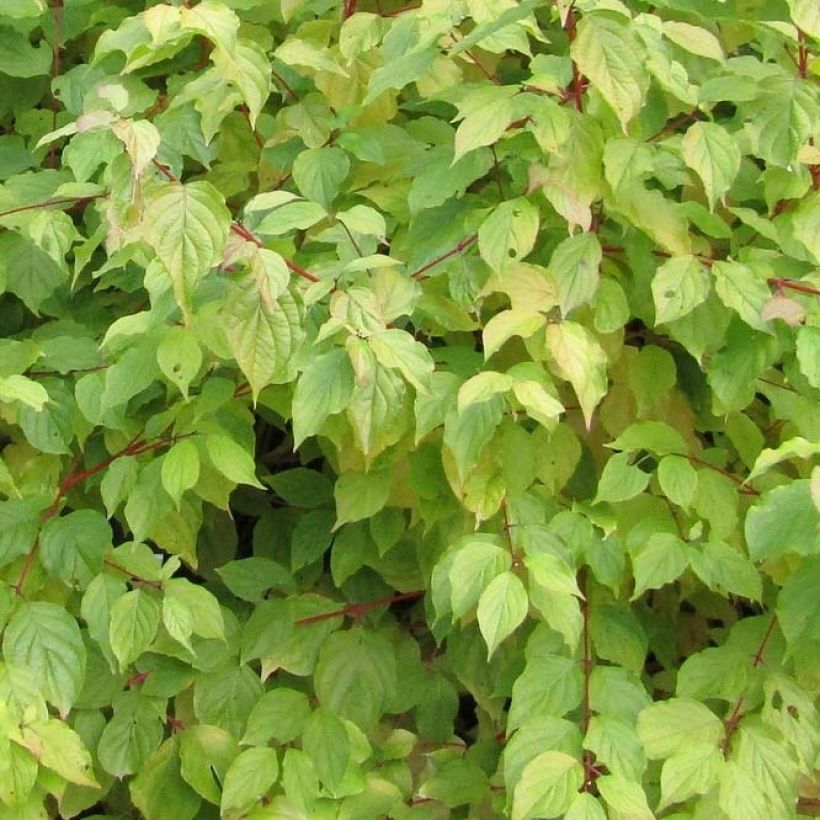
[584, 715, 645, 780]
[689, 541, 762, 601]
[419, 757, 489, 808]
[301, 707, 350, 792]
[211, 39, 271, 126]
[98, 694, 165, 778]
[224, 283, 303, 403]
[745, 481, 820, 561]
[292, 348, 356, 447]
[776, 556, 820, 647]
[131, 738, 201, 820]
[109, 589, 161, 671]
[18, 718, 99, 788]
[161, 439, 200, 509]
[0, 741, 37, 808]
[369, 329, 435, 393]
[525, 552, 583, 599]
[0, 499, 44, 565]
[571, 15, 648, 131]
[2, 602, 86, 715]
[453, 88, 517, 163]
[657, 454, 698, 509]
[550, 232, 602, 317]
[157, 326, 202, 399]
[449, 540, 512, 619]
[206, 434, 263, 489]
[483, 310, 546, 360]
[2, 0, 46, 18]
[636, 698, 723, 759]
[564, 793, 607, 820]
[179, 724, 238, 805]
[241, 688, 311, 746]
[334, 469, 391, 527]
[165, 578, 224, 640]
[255, 199, 326, 234]
[594, 452, 650, 505]
[662, 21, 724, 62]
[458, 371, 514, 411]
[745, 76, 817, 167]
[363, 47, 437, 104]
[179, 1, 239, 54]
[512, 379, 565, 428]
[0, 232, 67, 314]
[220, 747, 279, 817]
[478, 198, 539, 273]
[651, 255, 710, 324]
[590, 605, 647, 675]
[718, 760, 771, 820]
[596, 775, 653, 819]
[292, 147, 350, 210]
[477, 571, 528, 659]
[346, 337, 406, 459]
[142, 181, 230, 320]
[546, 321, 607, 428]
[681, 122, 741, 211]
[630, 532, 690, 599]
[511, 750, 584, 820]
[788, 0, 820, 37]
[712, 260, 771, 333]
[0, 375, 49, 410]
[796, 326, 820, 388]
[607, 421, 689, 456]
[314, 628, 397, 731]
[747, 436, 820, 482]
[0, 26, 52, 77]
[40, 510, 110, 588]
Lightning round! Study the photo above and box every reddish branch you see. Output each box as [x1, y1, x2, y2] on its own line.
[152, 160, 321, 284]
[687, 454, 760, 496]
[565, 5, 584, 112]
[13, 433, 185, 596]
[579, 570, 599, 792]
[410, 234, 477, 279]
[342, 0, 357, 20]
[768, 278, 820, 298]
[797, 29, 808, 79]
[294, 590, 424, 626]
[721, 614, 778, 753]
[0, 194, 105, 220]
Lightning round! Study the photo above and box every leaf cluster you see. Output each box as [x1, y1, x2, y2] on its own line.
[0, 0, 819, 818]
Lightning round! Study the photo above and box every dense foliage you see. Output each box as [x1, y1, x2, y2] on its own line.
[0, 0, 819, 817]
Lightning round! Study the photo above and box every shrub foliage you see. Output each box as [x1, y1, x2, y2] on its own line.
[0, 0, 819, 817]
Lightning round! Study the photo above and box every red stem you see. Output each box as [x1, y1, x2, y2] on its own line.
[153, 160, 322, 284]
[797, 29, 808, 79]
[579, 570, 598, 792]
[410, 234, 477, 279]
[768, 277, 820, 297]
[722, 615, 778, 753]
[565, 5, 584, 112]
[687, 454, 760, 496]
[0, 195, 104, 220]
[294, 590, 424, 626]
[13, 433, 183, 596]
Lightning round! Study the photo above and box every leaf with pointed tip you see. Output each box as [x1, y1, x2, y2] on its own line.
[546, 322, 607, 428]
[681, 122, 741, 211]
[571, 16, 648, 131]
[477, 571, 528, 659]
[142, 182, 230, 320]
